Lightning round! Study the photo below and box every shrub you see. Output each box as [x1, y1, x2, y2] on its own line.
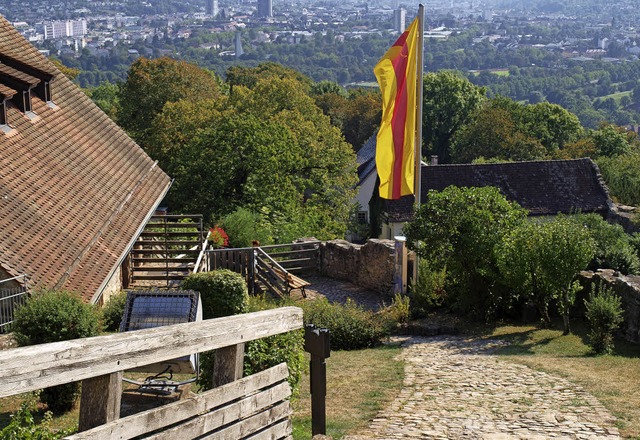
[182, 269, 249, 319]
[101, 291, 127, 332]
[404, 186, 526, 318]
[584, 282, 624, 355]
[219, 207, 273, 248]
[409, 259, 447, 318]
[13, 289, 101, 414]
[570, 213, 640, 275]
[300, 298, 390, 350]
[0, 395, 74, 439]
[196, 295, 305, 396]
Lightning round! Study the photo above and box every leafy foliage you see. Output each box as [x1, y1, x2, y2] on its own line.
[219, 208, 273, 248]
[300, 298, 390, 350]
[422, 71, 487, 163]
[0, 395, 74, 439]
[182, 270, 249, 319]
[569, 213, 640, 275]
[408, 259, 447, 318]
[13, 289, 101, 413]
[101, 291, 127, 332]
[597, 152, 640, 206]
[497, 216, 596, 332]
[584, 282, 624, 354]
[404, 186, 527, 318]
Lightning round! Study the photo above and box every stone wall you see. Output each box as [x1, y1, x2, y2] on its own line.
[579, 269, 640, 344]
[319, 239, 396, 297]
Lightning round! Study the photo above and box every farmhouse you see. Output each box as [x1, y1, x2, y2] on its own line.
[0, 16, 171, 304]
[354, 151, 614, 239]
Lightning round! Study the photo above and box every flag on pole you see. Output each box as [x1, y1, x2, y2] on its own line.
[374, 16, 419, 200]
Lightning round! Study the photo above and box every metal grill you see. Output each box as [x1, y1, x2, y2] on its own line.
[0, 275, 30, 334]
[120, 290, 199, 331]
[120, 289, 201, 375]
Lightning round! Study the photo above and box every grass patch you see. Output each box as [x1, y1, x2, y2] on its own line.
[292, 343, 404, 440]
[479, 320, 640, 438]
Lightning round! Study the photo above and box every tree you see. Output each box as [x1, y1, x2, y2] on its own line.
[404, 186, 527, 318]
[451, 103, 546, 163]
[497, 216, 595, 333]
[118, 57, 222, 146]
[87, 81, 120, 120]
[145, 70, 357, 241]
[422, 71, 487, 163]
[590, 123, 637, 157]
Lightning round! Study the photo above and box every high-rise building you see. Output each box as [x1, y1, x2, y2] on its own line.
[257, 0, 273, 18]
[205, 0, 219, 17]
[393, 8, 406, 33]
[43, 20, 87, 40]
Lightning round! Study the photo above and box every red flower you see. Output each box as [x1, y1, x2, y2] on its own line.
[208, 226, 229, 248]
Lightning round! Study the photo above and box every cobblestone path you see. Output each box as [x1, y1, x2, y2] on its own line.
[345, 336, 620, 440]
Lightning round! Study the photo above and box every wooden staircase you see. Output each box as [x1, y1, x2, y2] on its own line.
[128, 215, 206, 287]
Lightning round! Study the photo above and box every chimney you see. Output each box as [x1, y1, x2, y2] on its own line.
[430, 155, 439, 165]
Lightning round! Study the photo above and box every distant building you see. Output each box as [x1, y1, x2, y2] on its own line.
[257, 0, 273, 18]
[43, 20, 87, 40]
[235, 31, 244, 58]
[393, 8, 406, 33]
[205, 0, 219, 17]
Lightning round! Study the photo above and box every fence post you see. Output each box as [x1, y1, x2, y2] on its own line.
[304, 325, 330, 436]
[213, 343, 244, 387]
[78, 371, 123, 431]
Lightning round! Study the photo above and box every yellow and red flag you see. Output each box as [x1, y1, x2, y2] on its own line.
[374, 17, 419, 200]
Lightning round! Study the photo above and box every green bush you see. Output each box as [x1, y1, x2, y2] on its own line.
[13, 289, 101, 414]
[584, 282, 624, 355]
[0, 395, 74, 439]
[182, 269, 249, 319]
[570, 213, 640, 275]
[101, 291, 127, 332]
[300, 298, 390, 350]
[404, 186, 526, 318]
[196, 295, 305, 397]
[219, 207, 273, 248]
[409, 259, 447, 317]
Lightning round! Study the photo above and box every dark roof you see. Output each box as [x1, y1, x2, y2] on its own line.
[385, 158, 613, 223]
[0, 17, 172, 303]
[356, 132, 377, 185]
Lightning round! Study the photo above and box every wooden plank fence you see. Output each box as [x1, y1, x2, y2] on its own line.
[0, 307, 303, 439]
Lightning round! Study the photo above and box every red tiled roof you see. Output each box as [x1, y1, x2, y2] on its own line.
[0, 83, 16, 100]
[0, 17, 172, 303]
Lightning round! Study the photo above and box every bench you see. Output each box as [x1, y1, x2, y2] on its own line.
[274, 268, 310, 298]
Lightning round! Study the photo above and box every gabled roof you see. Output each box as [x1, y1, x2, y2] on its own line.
[385, 158, 613, 223]
[356, 133, 377, 185]
[0, 16, 172, 303]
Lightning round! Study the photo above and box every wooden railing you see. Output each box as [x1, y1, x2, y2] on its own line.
[0, 307, 303, 439]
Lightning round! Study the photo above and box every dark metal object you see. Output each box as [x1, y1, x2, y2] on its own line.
[304, 324, 330, 436]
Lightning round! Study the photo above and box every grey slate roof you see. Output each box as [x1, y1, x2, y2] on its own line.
[356, 132, 377, 185]
[385, 158, 613, 223]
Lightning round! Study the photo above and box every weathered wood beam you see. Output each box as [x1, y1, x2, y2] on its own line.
[66, 363, 289, 440]
[0, 307, 303, 397]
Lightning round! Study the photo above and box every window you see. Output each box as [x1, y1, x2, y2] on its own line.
[357, 211, 368, 224]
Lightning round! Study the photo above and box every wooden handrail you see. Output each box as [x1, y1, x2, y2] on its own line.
[0, 307, 303, 398]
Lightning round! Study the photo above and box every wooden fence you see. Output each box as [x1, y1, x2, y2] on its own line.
[201, 242, 322, 295]
[0, 307, 303, 439]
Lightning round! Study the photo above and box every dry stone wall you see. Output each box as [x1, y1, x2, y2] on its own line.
[319, 239, 396, 298]
[579, 269, 640, 344]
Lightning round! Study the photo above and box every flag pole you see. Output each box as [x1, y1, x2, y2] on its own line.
[414, 4, 424, 207]
[413, 4, 424, 285]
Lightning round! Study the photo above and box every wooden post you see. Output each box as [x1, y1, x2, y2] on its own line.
[304, 325, 331, 436]
[78, 371, 123, 432]
[213, 343, 244, 387]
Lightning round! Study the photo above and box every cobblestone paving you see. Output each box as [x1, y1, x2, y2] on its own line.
[301, 275, 386, 311]
[345, 336, 620, 440]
